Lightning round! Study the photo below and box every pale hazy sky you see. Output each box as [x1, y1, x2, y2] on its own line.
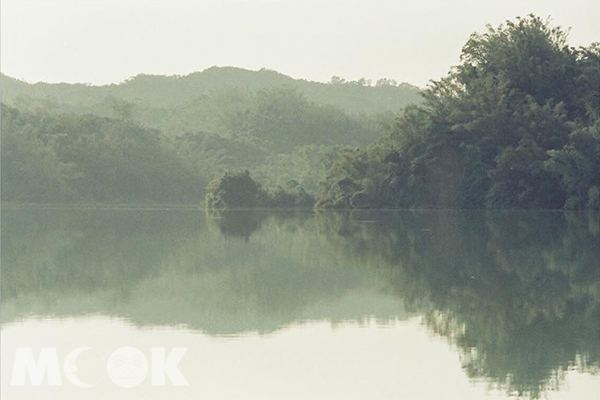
[1, 0, 599, 87]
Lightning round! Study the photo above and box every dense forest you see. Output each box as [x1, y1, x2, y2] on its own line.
[1, 65, 413, 203]
[317, 16, 600, 210]
[2, 15, 599, 209]
[1, 85, 400, 203]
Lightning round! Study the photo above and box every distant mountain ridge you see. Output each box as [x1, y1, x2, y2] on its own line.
[1, 67, 421, 121]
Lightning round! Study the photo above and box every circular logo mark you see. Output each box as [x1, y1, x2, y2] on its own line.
[107, 347, 148, 388]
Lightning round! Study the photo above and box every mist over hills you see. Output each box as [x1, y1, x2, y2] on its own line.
[1, 67, 419, 204]
[1, 67, 421, 126]
[2, 15, 598, 209]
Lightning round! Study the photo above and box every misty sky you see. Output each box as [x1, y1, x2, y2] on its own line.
[1, 0, 599, 87]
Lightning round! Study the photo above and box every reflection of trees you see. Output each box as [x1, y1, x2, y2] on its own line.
[205, 209, 313, 240]
[0, 208, 205, 301]
[1, 208, 407, 334]
[316, 210, 599, 398]
[206, 209, 265, 240]
[3, 208, 597, 397]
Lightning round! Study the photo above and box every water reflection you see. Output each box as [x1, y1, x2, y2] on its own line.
[316, 210, 599, 398]
[1, 208, 598, 398]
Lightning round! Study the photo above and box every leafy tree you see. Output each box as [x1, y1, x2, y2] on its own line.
[269, 180, 315, 209]
[545, 117, 600, 209]
[205, 170, 268, 209]
[109, 98, 135, 121]
[205, 170, 314, 210]
[255, 145, 348, 194]
[1, 104, 75, 202]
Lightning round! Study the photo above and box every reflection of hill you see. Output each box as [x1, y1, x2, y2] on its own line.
[316, 210, 600, 399]
[3, 208, 598, 397]
[1, 208, 412, 334]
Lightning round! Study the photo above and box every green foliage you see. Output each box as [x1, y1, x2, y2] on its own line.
[315, 147, 412, 209]
[486, 134, 565, 209]
[205, 170, 268, 209]
[164, 87, 392, 196]
[545, 118, 600, 209]
[0, 58, 416, 207]
[1, 70, 415, 202]
[109, 98, 135, 121]
[3, 16, 598, 209]
[1, 67, 421, 126]
[254, 144, 349, 194]
[269, 180, 315, 209]
[1, 83, 390, 204]
[317, 15, 600, 210]
[1, 105, 75, 202]
[1, 104, 205, 204]
[205, 170, 314, 210]
[163, 87, 384, 150]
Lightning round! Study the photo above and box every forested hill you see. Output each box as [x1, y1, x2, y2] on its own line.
[316, 16, 600, 210]
[0, 67, 421, 125]
[0, 85, 394, 204]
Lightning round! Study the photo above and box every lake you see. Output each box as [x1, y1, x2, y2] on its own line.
[1, 208, 598, 399]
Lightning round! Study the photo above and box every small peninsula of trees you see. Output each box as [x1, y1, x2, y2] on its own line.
[205, 170, 314, 209]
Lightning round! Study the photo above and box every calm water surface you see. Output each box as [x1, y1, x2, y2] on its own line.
[1, 209, 598, 399]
